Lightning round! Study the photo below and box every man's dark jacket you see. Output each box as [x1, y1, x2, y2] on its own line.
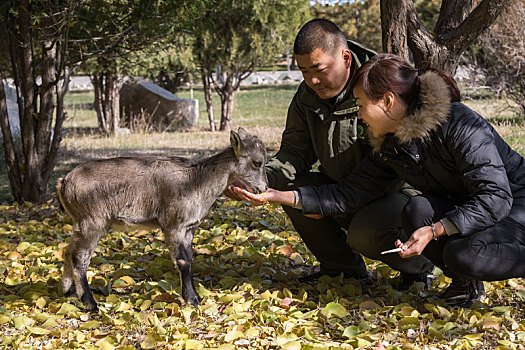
[299, 71, 525, 235]
[266, 41, 376, 190]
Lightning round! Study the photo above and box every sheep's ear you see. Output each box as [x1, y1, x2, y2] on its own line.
[237, 127, 248, 140]
[230, 130, 243, 159]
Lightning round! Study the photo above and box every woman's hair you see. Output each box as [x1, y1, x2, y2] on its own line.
[350, 53, 460, 104]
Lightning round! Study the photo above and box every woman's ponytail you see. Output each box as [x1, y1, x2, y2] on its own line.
[422, 65, 461, 102]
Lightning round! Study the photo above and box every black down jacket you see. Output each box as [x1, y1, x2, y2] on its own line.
[298, 71, 525, 235]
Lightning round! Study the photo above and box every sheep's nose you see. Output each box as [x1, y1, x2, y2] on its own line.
[257, 184, 268, 194]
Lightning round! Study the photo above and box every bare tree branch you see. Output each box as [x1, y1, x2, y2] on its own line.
[435, 0, 475, 35]
[439, 0, 512, 55]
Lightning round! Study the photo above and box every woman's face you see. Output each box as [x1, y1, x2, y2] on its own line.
[353, 84, 402, 138]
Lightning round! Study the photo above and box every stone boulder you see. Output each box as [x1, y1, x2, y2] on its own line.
[119, 80, 198, 130]
[1, 81, 22, 150]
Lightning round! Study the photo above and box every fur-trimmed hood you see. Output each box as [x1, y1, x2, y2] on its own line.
[368, 71, 452, 152]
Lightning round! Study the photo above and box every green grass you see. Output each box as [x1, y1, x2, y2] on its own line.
[177, 84, 297, 129]
[64, 91, 95, 106]
[63, 92, 98, 129]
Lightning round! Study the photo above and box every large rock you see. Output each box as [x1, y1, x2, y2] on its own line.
[1, 81, 22, 149]
[120, 80, 198, 130]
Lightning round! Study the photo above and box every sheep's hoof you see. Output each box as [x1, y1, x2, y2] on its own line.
[63, 287, 78, 298]
[84, 301, 99, 313]
[190, 298, 200, 309]
[184, 292, 202, 309]
[81, 294, 99, 313]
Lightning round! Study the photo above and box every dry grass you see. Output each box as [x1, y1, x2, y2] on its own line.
[463, 98, 521, 121]
[490, 122, 525, 156]
[59, 125, 284, 166]
[59, 86, 292, 165]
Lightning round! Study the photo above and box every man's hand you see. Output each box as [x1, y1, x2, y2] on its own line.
[395, 225, 434, 258]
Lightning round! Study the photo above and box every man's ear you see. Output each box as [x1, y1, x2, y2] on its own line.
[342, 48, 352, 69]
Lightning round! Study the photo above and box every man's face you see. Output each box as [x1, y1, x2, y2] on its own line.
[296, 47, 351, 100]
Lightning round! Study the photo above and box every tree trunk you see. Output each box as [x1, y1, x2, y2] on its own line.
[105, 72, 120, 134]
[201, 67, 215, 131]
[44, 42, 70, 187]
[33, 36, 58, 200]
[93, 74, 106, 134]
[434, 0, 475, 36]
[6, 2, 25, 132]
[92, 70, 121, 135]
[380, 0, 409, 60]
[0, 70, 23, 202]
[219, 89, 236, 131]
[217, 73, 239, 132]
[17, 0, 40, 201]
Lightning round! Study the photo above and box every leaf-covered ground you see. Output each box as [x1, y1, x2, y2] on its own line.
[1, 199, 525, 350]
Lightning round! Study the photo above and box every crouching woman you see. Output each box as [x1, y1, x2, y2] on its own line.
[235, 53, 525, 307]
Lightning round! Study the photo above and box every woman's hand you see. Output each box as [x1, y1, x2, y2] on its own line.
[230, 186, 296, 207]
[223, 182, 245, 201]
[229, 186, 325, 219]
[395, 225, 434, 258]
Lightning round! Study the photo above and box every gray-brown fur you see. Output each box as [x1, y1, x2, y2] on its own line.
[57, 128, 267, 312]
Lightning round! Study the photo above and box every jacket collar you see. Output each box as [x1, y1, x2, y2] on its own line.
[301, 80, 357, 121]
[368, 71, 452, 152]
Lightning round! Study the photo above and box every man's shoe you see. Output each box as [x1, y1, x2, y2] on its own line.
[440, 278, 485, 307]
[398, 272, 435, 291]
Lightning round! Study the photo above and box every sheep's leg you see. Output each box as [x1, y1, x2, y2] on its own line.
[165, 227, 201, 308]
[62, 231, 78, 298]
[63, 221, 106, 312]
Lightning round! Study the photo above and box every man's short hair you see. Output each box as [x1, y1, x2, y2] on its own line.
[293, 18, 348, 56]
